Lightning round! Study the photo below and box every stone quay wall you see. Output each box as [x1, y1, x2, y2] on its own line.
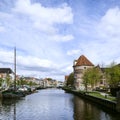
[63, 88, 117, 112]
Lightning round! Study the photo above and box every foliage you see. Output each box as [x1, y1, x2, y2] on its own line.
[29, 81, 37, 86]
[82, 67, 101, 91]
[6, 74, 11, 87]
[0, 74, 12, 88]
[0, 78, 3, 87]
[19, 76, 27, 85]
[82, 69, 90, 92]
[17, 76, 37, 86]
[46, 78, 53, 81]
[105, 62, 120, 88]
[66, 72, 74, 87]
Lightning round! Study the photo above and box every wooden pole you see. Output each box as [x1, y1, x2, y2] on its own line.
[14, 47, 16, 91]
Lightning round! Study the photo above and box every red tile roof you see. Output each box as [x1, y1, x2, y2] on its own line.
[75, 55, 94, 66]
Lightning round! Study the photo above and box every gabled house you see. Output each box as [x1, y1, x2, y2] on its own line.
[95, 65, 108, 88]
[73, 55, 94, 90]
[43, 78, 49, 88]
[0, 68, 13, 89]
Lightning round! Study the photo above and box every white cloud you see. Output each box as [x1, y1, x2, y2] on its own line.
[67, 49, 81, 56]
[80, 7, 120, 65]
[0, 48, 13, 64]
[2, 1, 120, 80]
[74, 7, 120, 65]
[52, 34, 74, 42]
[0, 0, 74, 63]
[17, 55, 53, 68]
[0, 0, 75, 80]
[62, 65, 73, 73]
[97, 7, 120, 39]
[13, 0, 73, 34]
[0, 12, 12, 19]
[96, 7, 120, 61]
[0, 26, 5, 32]
[0, 48, 67, 80]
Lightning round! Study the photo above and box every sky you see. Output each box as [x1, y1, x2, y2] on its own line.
[0, 0, 120, 81]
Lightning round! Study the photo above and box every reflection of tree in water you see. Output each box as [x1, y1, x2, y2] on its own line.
[1, 99, 20, 120]
[73, 96, 120, 120]
[73, 96, 103, 120]
[0, 99, 2, 113]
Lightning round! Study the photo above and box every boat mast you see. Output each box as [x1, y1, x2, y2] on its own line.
[14, 47, 16, 91]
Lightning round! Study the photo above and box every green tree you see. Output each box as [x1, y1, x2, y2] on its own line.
[105, 62, 120, 88]
[46, 78, 53, 81]
[66, 72, 74, 87]
[28, 81, 37, 87]
[29, 81, 33, 87]
[82, 69, 91, 92]
[6, 74, 11, 88]
[19, 76, 28, 86]
[0, 78, 3, 87]
[82, 67, 101, 91]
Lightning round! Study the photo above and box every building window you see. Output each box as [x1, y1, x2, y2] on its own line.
[100, 80, 103, 84]
[84, 67, 86, 69]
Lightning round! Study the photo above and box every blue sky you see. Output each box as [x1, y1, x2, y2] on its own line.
[0, 0, 120, 81]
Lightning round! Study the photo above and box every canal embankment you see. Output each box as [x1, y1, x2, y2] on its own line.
[63, 88, 119, 112]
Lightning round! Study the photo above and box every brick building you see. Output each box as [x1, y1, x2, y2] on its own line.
[73, 55, 94, 90]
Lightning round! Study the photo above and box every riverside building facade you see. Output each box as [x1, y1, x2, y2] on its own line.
[73, 55, 94, 90]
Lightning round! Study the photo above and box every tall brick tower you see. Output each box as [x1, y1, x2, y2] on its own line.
[73, 55, 94, 90]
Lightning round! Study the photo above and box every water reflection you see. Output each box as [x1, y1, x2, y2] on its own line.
[0, 89, 73, 120]
[73, 96, 120, 120]
[0, 99, 17, 120]
[13, 102, 16, 120]
[0, 89, 120, 120]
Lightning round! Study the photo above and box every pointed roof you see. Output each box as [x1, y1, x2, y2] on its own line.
[75, 55, 94, 66]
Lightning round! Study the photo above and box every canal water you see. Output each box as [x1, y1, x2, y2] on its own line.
[0, 89, 120, 120]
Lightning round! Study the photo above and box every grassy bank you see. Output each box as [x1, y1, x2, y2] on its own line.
[87, 91, 116, 101]
[63, 87, 116, 102]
